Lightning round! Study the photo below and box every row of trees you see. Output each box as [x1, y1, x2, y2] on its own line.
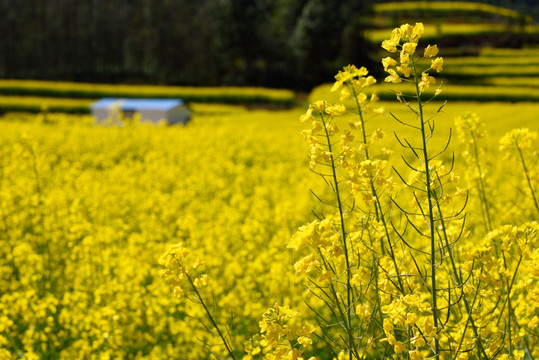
[0, 0, 373, 89]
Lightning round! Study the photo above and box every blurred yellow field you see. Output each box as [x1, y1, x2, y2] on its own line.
[0, 109, 314, 359]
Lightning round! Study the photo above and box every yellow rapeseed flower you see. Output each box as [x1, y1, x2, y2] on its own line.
[385, 69, 402, 83]
[382, 57, 398, 71]
[419, 72, 435, 92]
[397, 63, 412, 78]
[382, 39, 398, 53]
[402, 42, 417, 54]
[431, 57, 443, 72]
[424, 45, 439, 58]
[400, 51, 411, 64]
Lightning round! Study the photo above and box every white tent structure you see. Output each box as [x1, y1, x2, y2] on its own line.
[91, 98, 191, 125]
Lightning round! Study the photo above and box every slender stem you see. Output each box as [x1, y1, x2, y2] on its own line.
[495, 254, 523, 328]
[470, 130, 492, 232]
[351, 87, 371, 161]
[350, 86, 405, 293]
[351, 87, 382, 231]
[317, 249, 358, 357]
[320, 112, 356, 359]
[435, 198, 489, 359]
[183, 269, 237, 360]
[410, 55, 440, 360]
[451, 282, 480, 360]
[515, 142, 539, 215]
[507, 277, 513, 356]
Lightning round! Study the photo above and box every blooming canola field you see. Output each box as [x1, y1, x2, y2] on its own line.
[0, 110, 324, 359]
[1, 23, 539, 360]
[0, 96, 537, 359]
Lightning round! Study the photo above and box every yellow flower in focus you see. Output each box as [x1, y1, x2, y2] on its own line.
[402, 42, 417, 55]
[397, 64, 411, 78]
[400, 51, 410, 64]
[325, 103, 346, 116]
[385, 69, 402, 83]
[400, 24, 413, 41]
[424, 45, 439, 58]
[412, 22, 424, 41]
[382, 40, 398, 53]
[390, 27, 401, 42]
[299, 108, 314, 123]
[259, 305, 314, 358]
[332, 64, 370, 92]
[419, 72, 435, 92]
[364, 75, 377, 87]
[357, 92, 368, 105]
[348, 64, 369, 77]
[294, 254, 320, 274]
[382, 57, 398, 71]
[312, 100, 326, 113]
[431, 57, 443, 72]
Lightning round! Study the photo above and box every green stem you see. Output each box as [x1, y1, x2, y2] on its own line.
[320, 112, 356, 359]
[351, 85, 405, 294]
[317, 248, 360, 359]
[515, 142, 539, 215]
[451, 281, 481, 360]
[435, 198, 489, 359]
[183, 268, 237, 360]
[470, 130, 492, 232]
[410, 55, 440, 360]
[351, 87, 371, 161]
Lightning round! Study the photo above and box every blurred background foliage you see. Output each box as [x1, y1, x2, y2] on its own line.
[0, 0, 538, 90]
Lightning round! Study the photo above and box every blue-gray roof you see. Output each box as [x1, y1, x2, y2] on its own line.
[91, 98, 184, 111]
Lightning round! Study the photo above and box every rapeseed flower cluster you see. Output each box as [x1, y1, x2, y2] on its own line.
[159, 243, 208, 298]
[289, 23, 537, 360]
[257, 304, 315, 360]
[382, 23, 443, 96]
